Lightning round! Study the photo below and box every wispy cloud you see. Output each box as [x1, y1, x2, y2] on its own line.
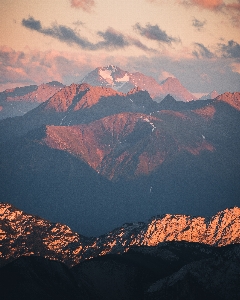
[133, 23, 180, 44]
[22, 17, 155, 52]
[192, 43, 214, 58]
[70, 0, 95, 13]
[219, 40, 240, 58]
[192, 17, 206, 30]
[182, 0, 240, 26]
[22, 17, 93, 49]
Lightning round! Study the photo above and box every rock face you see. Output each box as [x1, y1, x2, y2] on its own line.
[0, 203, 239, 268]
[81, 65, 196, 102]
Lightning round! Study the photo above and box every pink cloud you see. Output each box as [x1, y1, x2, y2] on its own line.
[70, 0, 95, 12]
[0, 47, 101, 91]
[190, 0, 223, 9]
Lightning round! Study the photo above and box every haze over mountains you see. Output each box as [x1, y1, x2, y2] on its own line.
[0, 65, 205, 121]
[0, 81, 64, 120]
[80, 65, 197, 102]
[0, 66, 239, 236]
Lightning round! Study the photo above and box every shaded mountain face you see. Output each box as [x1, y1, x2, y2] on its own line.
[80, 65, 196, 102]
[0, 81, 64, 119]
[0, 204, 240, 300]
[0, 203, 239, 268]
[0, 88, 240, 236]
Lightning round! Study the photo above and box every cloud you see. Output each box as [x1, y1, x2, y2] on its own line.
[22, 17, 155, 52]
[219, 40, 240, 58]
[1, 46, 240, 94]
[133, 23, 180, 44]
[192, 43, 214, 59]
[158, 71, 176, 81]
[22, 17, 93, 49]
[192, 17, 206, 30]
[70, 0, 95, 12]
[22, 16, 42, 31]
[179, 0, 240, 26]
[0, 47, 101, 90]
[96, 28, 129, 49]
[179, 0, 224, 10]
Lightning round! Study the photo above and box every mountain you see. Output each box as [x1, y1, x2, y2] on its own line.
[1, 203, 240, 299]
[0, 83, 157, 142]
[40, 111, 215, 180]
[199, 90, 219, 100]
[80, 65, 196, 102]
[156, 77, 197, 102]
[215, 92, 240, 111]
[0, 89, 240, 236]
[0, 81, 64, 119]
[0, 203, 239, 267]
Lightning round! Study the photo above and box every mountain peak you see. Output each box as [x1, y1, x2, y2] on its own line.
[159, 77, 197, 102]
[43, 83, 122, 112]
[215, 92, 240, 110]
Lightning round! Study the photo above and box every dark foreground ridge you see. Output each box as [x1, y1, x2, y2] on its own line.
[0, 242, 240, 300]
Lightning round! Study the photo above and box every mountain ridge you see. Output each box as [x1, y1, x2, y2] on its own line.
[80, 65, 197, 102]
[0, 203, 239, 267]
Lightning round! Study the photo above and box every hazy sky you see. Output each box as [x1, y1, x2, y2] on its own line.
[1, 0, 240, 94]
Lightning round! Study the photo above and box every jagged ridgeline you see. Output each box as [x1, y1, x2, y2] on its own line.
[0, 203, 240, 299]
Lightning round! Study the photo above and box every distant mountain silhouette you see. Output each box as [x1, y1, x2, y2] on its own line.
[198, 90, 219, 100]
[0, 81, 64, 119]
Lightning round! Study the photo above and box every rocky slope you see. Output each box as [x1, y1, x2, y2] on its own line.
[0, 203, 239, 267]
[81, 65, 196, 102]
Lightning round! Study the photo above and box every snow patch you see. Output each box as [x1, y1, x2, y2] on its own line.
[99, 69, 113, 84]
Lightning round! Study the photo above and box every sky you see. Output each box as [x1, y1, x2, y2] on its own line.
[0, 0, 240, 94]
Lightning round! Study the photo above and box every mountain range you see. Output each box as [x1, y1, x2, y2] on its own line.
[0, 79, 239, 236]
[0, 66, 201, 121]
[80, 65, 197, 102]
[0, 203, 240, 299]
[0, 65, 240, 298]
